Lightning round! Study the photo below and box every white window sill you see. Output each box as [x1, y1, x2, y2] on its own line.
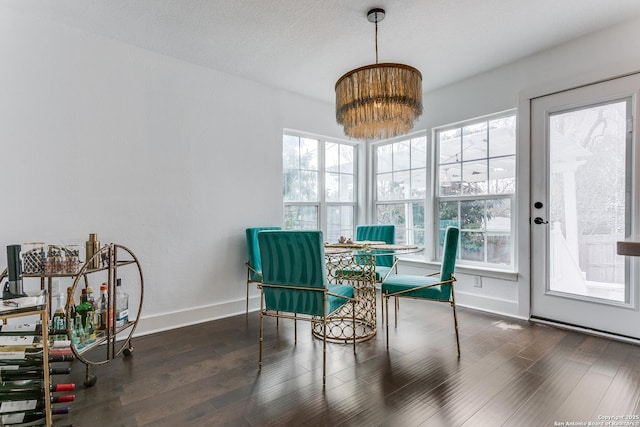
[396, 256, 519, 282]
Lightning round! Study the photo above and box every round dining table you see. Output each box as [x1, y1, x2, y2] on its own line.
[312, 241, 423, 343]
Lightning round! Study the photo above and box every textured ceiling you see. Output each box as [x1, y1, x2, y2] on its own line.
[5, 0, 640, 104]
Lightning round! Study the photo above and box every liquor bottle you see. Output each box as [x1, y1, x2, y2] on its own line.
[0, 366, 71, 381]
[75, 289, 91, 328]
[52, 308, 66, 333]
[69, 296, 77, 320]
[96, 284, 108, 330]
[0, 379, 75, 393]
[0, 407, 70, 425]
[84, 312, 96, 344]
[115, 279, 129, 328]
[0, 394, 74, 413]
[72, 314, 85, 349]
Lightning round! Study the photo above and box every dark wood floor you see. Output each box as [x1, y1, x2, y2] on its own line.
[54, 296, 640, 427]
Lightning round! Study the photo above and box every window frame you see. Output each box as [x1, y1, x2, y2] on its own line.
[371, 132, 428, 249]
[283, 130, 358, 241]
[433, 110, 517, 271]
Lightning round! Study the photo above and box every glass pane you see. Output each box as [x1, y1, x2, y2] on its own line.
[462, 160, 488, 195]
[461, 231, 485, 262]
[486, 198, 511, 232]
[376, 204, 405, 230]
[438, 201, 459, 258]
[411, 168, 426, 198]
[549, 101, 627, 302]
[439, 128, 461, 164]
[339, 174, 354, 202]
[340, 144, 354, 174]
[461, 200, 485, 229]
[462, 122, 487, 161]
[439, 164, 461, 196]
[439, 201, 459, 224]
[327, 205, 354, 243]
[376, 144, 393, 174]
[393, 140, 411, 171]
[325, 142, 339, 173]
[408, 202, 425, 246]
[325, 172, 339, 202]
[299, 138, 318, 171]
[489, 156, 516, 194]
[283, 135, 299, 169]
[487, 233, 511, 265]
[298, 171, 318, 201]
[377, 172, 394, 201]
[489, 115, 516, 157]
[283, 170, 299, 202]
[284, 205, 318, 230]
[393, 170, 410, 199]
[411, 137, 427, 168]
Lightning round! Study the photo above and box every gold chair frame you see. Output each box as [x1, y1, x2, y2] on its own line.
[258, 283, 357, 386]
[382, 272, 461, 357]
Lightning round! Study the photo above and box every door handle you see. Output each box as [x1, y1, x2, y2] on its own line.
[533, 217, 548, 225]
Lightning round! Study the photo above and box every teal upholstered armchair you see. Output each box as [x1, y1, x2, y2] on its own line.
[245, 227, 281, 315]
[355, 224, 396, 281]
[381, 226, 461, 356]
[257, 230, 356, 386]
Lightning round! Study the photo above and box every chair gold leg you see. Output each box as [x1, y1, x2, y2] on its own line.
[323, 315, 327, 387]
[380, 288, 384, 327]
[259, 295, 264, 371]
[451, 288, 461, 358]
[246, 282, 250, 316]
[385, 292, 390, 349]
[394, 296, 398, 328]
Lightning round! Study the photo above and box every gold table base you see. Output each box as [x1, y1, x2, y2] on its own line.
[312, 252, 377, 342]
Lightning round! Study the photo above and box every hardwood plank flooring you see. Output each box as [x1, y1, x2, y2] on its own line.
[51, 296, 640, 427]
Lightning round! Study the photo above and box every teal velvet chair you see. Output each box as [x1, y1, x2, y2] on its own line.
[245, 227, 281, 315]
[381, 226, 461, 356]
[258, 230, 356, 386]
[355, 224, 396, 281]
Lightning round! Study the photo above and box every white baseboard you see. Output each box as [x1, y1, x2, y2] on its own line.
[133, 296, 253, 337]
[455, 291, 526, 320]
[132, 292, 526, 338]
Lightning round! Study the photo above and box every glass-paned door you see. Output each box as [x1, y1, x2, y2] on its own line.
[531, 74, 640, 338]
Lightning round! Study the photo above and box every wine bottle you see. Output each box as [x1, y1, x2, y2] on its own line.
[0, 349, 74, 364]
[0, 323, 43, 335]
[0, 333, 48, 347]
[0, 394, 74, 413]
[0, 406, 69, 425]
[0, 366, 71, 381]
[0, 379, 75, 394]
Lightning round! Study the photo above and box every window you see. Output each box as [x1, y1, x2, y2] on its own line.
[374, 134, 427, 246]
[436, 112, 516, 268]
[283, 133, 356, 242]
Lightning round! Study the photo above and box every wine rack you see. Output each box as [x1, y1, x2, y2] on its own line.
[0, 290, 54, 426]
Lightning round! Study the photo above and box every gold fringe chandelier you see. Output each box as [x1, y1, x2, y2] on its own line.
[335, 8, 423, 141]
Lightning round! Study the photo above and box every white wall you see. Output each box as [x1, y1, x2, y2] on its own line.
[403, 16, 640, 319]
[3, 7, 640, 332]
[0, 8, 343, 334]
